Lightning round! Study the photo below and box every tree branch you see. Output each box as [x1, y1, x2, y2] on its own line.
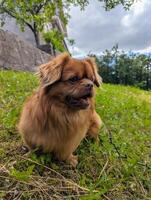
[0, 6, 35, 33]
[34, 0, 51, 14]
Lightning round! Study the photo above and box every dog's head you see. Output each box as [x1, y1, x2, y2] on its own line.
[38, 53, 102, 109]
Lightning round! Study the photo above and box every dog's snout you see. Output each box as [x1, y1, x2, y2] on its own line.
[85, 83, 93, 89]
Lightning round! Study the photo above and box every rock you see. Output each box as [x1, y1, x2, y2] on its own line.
[0, 29, 52, 72]
[38, 44, 54, 55]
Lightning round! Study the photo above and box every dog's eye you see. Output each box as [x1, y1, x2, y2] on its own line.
[68, 76, 80, 83]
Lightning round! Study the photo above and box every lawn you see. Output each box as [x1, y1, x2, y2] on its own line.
[0, 70, 151, 200]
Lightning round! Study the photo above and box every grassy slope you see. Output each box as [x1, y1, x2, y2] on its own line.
[0, 70, 151, 200]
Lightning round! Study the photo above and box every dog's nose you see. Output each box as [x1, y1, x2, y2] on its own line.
[85, 83, 93, 89]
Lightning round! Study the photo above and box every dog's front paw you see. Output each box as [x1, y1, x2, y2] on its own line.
[67, 155, 78, 168]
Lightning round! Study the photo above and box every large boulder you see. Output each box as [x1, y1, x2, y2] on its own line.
[0, 29, 52, 72]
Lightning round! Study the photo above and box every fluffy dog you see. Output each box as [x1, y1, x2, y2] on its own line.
[18, 53, 102, 167]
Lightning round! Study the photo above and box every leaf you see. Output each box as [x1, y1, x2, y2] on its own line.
[10, 165, 35, 182]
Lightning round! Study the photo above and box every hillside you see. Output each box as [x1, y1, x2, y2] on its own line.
[0, 70, 151, 200]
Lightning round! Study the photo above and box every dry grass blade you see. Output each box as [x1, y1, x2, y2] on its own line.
[17, 155, 91, 193]
[102, 194, 112, 200]
[0, 154, 93, 200]
[98, 159, 109, 179]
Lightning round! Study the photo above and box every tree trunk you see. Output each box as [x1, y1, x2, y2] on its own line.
[52, 45, 56, 56]
[33, 31, 40, 47]
[32, 22, 40, 47]
[24, 22, 40, 47]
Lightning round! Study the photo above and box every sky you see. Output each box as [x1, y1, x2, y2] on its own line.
[67, 0, 151, 57]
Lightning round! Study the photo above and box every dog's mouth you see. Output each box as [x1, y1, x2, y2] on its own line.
[66, 92, 93, 109]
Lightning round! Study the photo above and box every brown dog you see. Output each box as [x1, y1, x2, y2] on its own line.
[18, 53, 102, 167]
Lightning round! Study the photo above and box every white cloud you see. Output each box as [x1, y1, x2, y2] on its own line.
[121, 0, 149, 27]
[136, 46, 151, 53]
[68, 46, 87, 57]
[67, 0, 151, 55]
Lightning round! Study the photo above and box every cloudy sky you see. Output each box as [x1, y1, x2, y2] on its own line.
[67, 0, 151, 57]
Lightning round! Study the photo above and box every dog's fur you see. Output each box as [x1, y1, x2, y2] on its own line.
[18, 53, 102, 167]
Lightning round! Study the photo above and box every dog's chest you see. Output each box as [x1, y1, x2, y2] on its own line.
[48, 108, 91, 142]
[64, 110, 90, 135]
[58, 111, 90, 150]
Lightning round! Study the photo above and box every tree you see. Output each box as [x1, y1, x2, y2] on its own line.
[96, 46, 151, 90]
[99, 0, 134, 10]
[43, 29, 65, 53]
[0, 0, 135, 49]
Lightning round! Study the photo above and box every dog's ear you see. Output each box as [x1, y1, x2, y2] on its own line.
[37, 53, 70, 87]
[85, 57, 102, 87]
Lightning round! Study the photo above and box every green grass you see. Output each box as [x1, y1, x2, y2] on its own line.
[0, 70, 151, 200]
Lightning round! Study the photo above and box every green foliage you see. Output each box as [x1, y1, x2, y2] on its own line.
[10, 165, 35, 181]
[0, 0, 135, 47]
[29, 151, 52, 166]
[0, 70, 150, 199]
[0, 0, 58, 46]
[99, 0, 135, 10]
[95, 45, 151, 90]
[22, 191, 30, 199]
[0, 192, 4, 200]
[67, 38, 75, 46]
[43, 29, 65, 52]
